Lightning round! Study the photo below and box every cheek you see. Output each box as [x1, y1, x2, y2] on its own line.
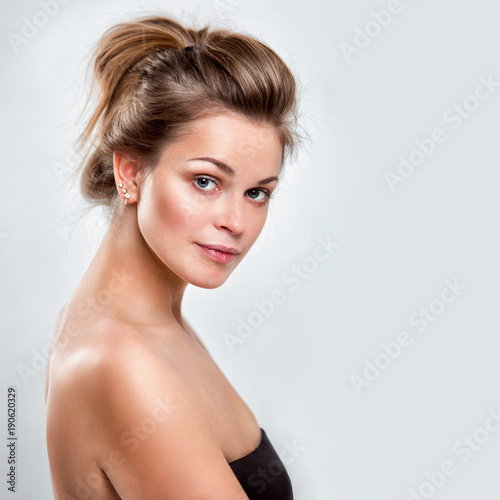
[138, 179, 204, 246]
[245, 210, 269, 244]
[157, 188, 195, 233]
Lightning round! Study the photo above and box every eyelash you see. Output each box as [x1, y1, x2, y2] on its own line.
[192, 176, 273, 204]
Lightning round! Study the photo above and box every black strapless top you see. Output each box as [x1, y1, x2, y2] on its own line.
[228, 428, 294, 499]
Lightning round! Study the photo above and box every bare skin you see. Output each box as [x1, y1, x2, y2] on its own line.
[45, 112, 283, 499]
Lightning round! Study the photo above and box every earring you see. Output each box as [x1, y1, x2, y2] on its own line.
[118, 182, 130, 206]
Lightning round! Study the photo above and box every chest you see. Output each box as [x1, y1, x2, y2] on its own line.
[153, 332, 260, 459]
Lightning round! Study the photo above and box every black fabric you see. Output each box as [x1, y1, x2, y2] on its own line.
[228, 428, 294, 499]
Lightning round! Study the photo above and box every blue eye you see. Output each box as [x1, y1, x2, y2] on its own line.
[247, 188, 270, 203]
[193, 176, 272, 204]
[194, 177, 217, 191]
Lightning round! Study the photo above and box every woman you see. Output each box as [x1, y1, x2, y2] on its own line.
[45, 14, 301, 500]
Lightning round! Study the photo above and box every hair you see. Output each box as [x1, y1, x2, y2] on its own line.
[76, 14, 303, 211]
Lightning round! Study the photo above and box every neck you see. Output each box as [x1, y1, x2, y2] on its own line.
[75, 205, 188, 329]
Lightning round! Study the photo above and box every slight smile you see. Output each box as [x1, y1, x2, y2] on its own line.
[195, 243, 240, 264]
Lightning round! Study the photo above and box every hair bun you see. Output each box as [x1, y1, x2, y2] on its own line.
[77, 14, 301, 209]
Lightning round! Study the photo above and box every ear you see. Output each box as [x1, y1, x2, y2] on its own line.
[113, 152, 140, 205]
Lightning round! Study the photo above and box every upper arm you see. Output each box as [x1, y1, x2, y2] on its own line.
[92, 333, 249, 500]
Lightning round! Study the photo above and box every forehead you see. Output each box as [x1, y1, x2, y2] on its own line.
[161, 112, 283, 171]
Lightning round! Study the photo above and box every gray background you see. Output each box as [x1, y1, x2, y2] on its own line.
[1, 0, 500, 499]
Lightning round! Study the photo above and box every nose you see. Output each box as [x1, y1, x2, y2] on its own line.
[215, 193, 245, 235]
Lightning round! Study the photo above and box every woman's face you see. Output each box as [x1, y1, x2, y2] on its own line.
[136, 112, 283, 289]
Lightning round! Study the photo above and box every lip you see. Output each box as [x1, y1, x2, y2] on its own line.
[195, 243, 240, 264]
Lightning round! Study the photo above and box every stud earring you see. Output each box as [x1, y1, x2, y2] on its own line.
[118, 182, 130, 206]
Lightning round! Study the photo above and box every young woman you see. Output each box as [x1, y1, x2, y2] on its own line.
[45, 14, 301, 500]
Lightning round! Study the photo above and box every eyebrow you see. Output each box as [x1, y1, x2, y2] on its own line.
[187, 157, 279, 185]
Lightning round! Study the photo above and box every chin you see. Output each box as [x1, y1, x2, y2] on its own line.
[187, 272, 232, 289]
[178, 258, 238, 289]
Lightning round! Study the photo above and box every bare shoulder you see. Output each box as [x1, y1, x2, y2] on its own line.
[81, 321, 249, 499]
[45, 304, 68, 400]
[89, 320, 183, 418]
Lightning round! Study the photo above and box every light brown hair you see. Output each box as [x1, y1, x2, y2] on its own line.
[77, 14, 302, 211]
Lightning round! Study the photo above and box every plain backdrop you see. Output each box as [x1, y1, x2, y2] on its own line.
[1, 0, 500, 499]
